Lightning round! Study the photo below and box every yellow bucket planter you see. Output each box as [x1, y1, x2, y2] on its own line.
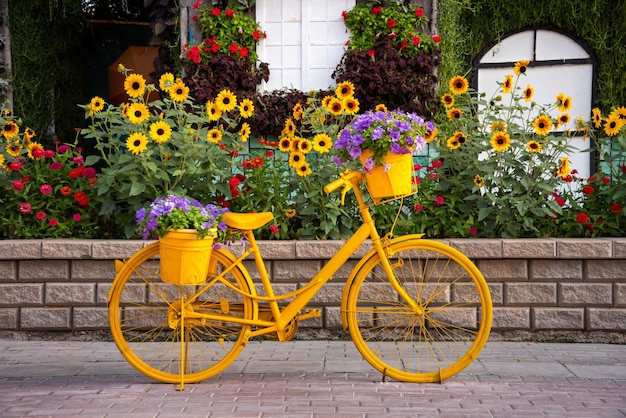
[360, 151, 414, 200]
[159, 229, 214, 285]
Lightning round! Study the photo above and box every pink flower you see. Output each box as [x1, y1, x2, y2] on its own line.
[49, 161, 63, 171]
[469, 227, 478, 236]
[73, 213, 82, 222]
[36, 211, 46, 220]
[8, 161, 22, 171]
[49, 219, 58, 227]
[82, 167, 97, 179]
[19, 203, 32, 213]
[57, 145, 70, 154]
[269, 224, 279, 234]
[429, 173, 438, 179]
[44, 150, 55, 158]
[434, 196, 445, 206]
[12, 180, 24, 191]
[414, 163, 423, 170]
[40, 184, 52, 195]
[414, 204, 423, 211]
[73, 155, 84, 165]
[32, 148, 45, 159]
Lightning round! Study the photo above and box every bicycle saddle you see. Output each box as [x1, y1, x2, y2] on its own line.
[221, 211, 274, 230]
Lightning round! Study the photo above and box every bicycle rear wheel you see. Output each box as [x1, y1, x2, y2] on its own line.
[108, 242, 253, 384]
[346, 238, 492, 382]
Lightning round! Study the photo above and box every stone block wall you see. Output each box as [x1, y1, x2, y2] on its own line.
[0, 238, 625, 342]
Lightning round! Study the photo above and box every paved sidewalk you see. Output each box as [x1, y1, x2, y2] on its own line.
[0, 340, 624, 417]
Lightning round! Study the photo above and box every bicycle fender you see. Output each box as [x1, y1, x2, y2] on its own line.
[340, 234, 424, 329]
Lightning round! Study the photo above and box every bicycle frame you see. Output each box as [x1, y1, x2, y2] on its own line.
[183, 171, 420, 341]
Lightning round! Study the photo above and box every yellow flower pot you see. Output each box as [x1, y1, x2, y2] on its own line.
[360, 151, 414, 200]
[158, 229, 214, 285]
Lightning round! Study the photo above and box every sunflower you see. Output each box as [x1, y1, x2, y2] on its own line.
[124, 74, 146, 99]
[557, 113, 570, 127]
[604, 114, 621, 136]
[239, 99, 255, 119]
[2, 121, 19, 139]
[170, 79, 190, 102]
[490, 131, 511, 151]
[490, 121, 507, 132]
[27, 142, 45, 159]
[149, 120, 172, 144]
[501, 75, 514, 94]
[313, 133, 332, 153]
[207, 128, 222, 143]
[126, 132, 148, 155]
[514, 59, 530, 76]
[449, 75, 468, 95]
[336, 80, 355, 98]
[278, 136, 292, 152]
[24, 128, 36, 141]
[446, 135, 461, 150]
[322, 95, 333, 109]
[239, 122, 251, 142]
[216, 89, 237, 112]
[423, 126, 438, 143]
[0, 154, 4, 168]
[556, 93, 572, 112]
[454, 131, 467, 144]
[290, 137, 302, 153]
[474, 174, 484, 187]
[609, 106, 626, 123]
[159, 72, 175, 92]
[282, 118, 296, 137]
[343, 97, 360, 115]
[89, 96, 105, 114]
[295, 161, 312, 177]
[206, 101, 222, 121]
[557, 157, 571, 179]
[292, 103, 303, 120]
[298, 138, 312, 153]
[441, 93, 454, 108]
[532, 114, 553, 136]
[128, 103, 150, 124]
[446, 108, 463, 120]
[591, 108, 602, 128]
[523, 85, 534, 102]
[526, 140, 542, 153]
[288, 151, 305, 168]
[375, 103, 388, 112]
[327, 97, 343, 116]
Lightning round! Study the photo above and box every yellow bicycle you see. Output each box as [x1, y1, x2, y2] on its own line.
[108, 171, 492, 390]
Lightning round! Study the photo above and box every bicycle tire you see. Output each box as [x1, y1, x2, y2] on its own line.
[108, 242, 254, 384]
[346, 238, 492, 382]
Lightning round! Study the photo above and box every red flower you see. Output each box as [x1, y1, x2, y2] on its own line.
[239, 47, 249, 57]
[342, 10, 348, 21]
[8, 161, 22, 171]
[411, 36, 421, 46]
[36, 211, 46, 220]
[621, 164, 626, 175]
[554, 196, 565, 207]
[602, 177, 611, 185]
[266, 150, 274, 158]
[469, 227, 478, 236]
[32, 148, 45, 159]
[431, 159, 443, 169]
[414, 204, 423, 211]
[211, 43, 220, 53]
[563, 175, 573, 182]
[610, 203, 623, 214]
[187, 45, 201, 64]
[253, 29, 262, 40]
[576, 213, 589, 224]
[192, 0, 201, 9]
[229, 177, 241, 188]
[12, 180, 24, 191]
[432, 34, 441, 43]
[367, 49, 375, 57]
[269, 224, 280, 234]
[582, 185, 594, 195]
[399, 40, 407, 49]
[225, 9, 234, 18]
[60, 186, 72, 196]
[231, 189, 240, 198]
[73, 213, 82, 222]
[387, 18, 396, 29]
[429, 173, 438, 179]
[40, 184, 52, 195]
[212, 7, 221, 16]
[434, 196, 445, 206]
[229, 43, 239, 54]
[372, 6, 382, 15]
[74, 191, 89, 207]
[415, 8, 424, 17]
[388, 32, 397, 39]
[49, 219, 58, 227]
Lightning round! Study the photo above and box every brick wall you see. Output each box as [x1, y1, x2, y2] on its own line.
[1, 238, 625, 342]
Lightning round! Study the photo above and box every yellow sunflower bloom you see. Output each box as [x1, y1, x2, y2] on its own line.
[282, 118, 296, 138]
[2, 121, 19, 139]
[374, 103, 388, 112]
[322, 95, 333, 109]
[290, 137, 302, 153]
[239, 99, 255, 119]
[449, 75, 469, 95]
[556, 93, 572, 112]
[446, 108, 463, 121]
[533, 114, 553, 136]
[335, 80, 355, 99]
[124, 73, 146, 99]
[490, 131, 511, 151]
[514, 59, 530, 76]
[446, 136, 461, 150]
[27, 142, 45, 159]
[441, 93, 454, 108]
[298, 138, 313, 153]
[6, 143, 21, 157]
[295, 161, 312, 177]
[289, 151, 305, 168]
[126, 132, 148, 155]
[170, 79, 189, 102]
[327, 97, 343, 116]
[609, 106, 626, 125]
[90, 96, 105, 114]
[523, 85, 534, 102]
[604, 114, 622, 136]
[239, 122, 251, 142]
[591, 108, 602, 128]
[207, 128, 222, 143]
[278, 137, 292, 152]
[526, 140, 542, 153]
[206, 101, 222, 121]
[502, 75, 514, 94]
[149, 120, 172, 144]
[423, 126, 438, 143]
[216, 89, 237, 112]
[128, 103, 150, 124]
[24, 128, 36, 141]
[557, 157, 570, 179]
[159, 72, 175, 92]
[343, 97, 360, 115]
[292, 103, 303, 120]
[490, 121, 507, 132]
[474, 174, 484, 187]
[557, 113, 570, 127]
[312, 133, 332, 153]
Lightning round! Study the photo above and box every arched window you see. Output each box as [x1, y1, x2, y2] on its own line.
[474, 28, 596, 178]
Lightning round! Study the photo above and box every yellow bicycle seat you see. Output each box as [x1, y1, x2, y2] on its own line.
[221, 212, 274, 230]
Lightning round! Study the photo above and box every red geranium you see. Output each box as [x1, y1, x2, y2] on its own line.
[610, 203, 623, 215]
[576, 213, 589, 224]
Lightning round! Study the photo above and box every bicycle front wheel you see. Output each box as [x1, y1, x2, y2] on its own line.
[346, 238, 492, 382]
[108, 242, 254, 384]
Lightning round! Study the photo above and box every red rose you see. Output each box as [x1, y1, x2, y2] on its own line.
[576, 213, 589, 224]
